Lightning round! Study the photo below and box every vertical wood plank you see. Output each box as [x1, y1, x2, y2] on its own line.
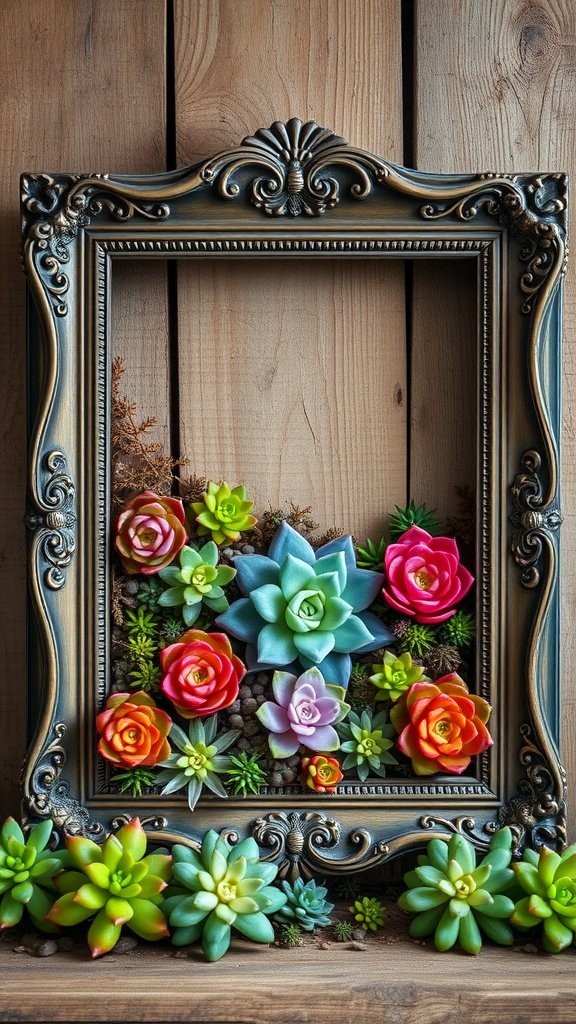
[173, 0, 406, 540]
[0, 0, 167, 819]
[414, 0, 576, 830]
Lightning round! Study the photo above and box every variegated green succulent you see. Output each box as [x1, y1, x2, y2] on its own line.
[398, 828, 516, 954]
[157, 542, 236, 627]
[164, 830, 287, 961]
[47, 818, 171, 957]
[511, 843, 576, 952]
[0, 818, 65, 932]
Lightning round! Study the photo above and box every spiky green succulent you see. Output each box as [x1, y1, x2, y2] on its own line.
[369, 650, 430, 702]
[124, 607, 159, 639]
[225, 752, 268, 797]
[278, 921, 302, 947]
[510, 843, 576, 952]
[155, 718, 239, 811]
[397, 622, 437, 657]
[0, 818, 66, 932]
[388, 501, 440, 541]
[164, 830, 286, 961]
[337, 708, 398, 781]
[273, 878, 334, 931]
[159, 614, 187, 644]
[440, 611, 476, 648]
[332, 919, 354, 941]
[350, 896, 386, 931]
[110, 767, 158, 797]
[127, 634, 158, 664]
[47, 818, 171, 957]
[157, 542, 236, 627]
[129, 660, 161, 693]
[191, 481, 257, 545]
[398, 828, 516, 954]
[356, 537, 386, 572]
[136, 577, 165, 610]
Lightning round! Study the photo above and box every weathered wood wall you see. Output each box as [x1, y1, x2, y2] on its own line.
[1, 0, 574, 837]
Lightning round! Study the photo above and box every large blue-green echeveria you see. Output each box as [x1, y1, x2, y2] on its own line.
[216, 523, 393, 687]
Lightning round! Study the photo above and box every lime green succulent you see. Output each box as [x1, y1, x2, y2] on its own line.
[350, 895, 386, 931]
[397, 622, 437, 657]
[47, 818, 171, 957]
[369, 651, 430, 701]
[398, 828, 516, 954]
[157, 542, 236, 627]
[191, 481, 257, 545]
[225, 752, 268, 797]
[0, 818, 65, 932]
[338, 708, 398, 782]
[164, 830, 287, 961]
[511, 843, 576, 952]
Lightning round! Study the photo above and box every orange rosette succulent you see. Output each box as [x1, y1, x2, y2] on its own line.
[115, 491, 187, 575]
[160, 629, 245, 719]
[389, 672, 492, 776]
[96, 691, 172, 768]
[301, 754, 343, 794]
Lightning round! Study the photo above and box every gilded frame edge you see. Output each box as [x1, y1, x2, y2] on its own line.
[21, 119, 567, 876]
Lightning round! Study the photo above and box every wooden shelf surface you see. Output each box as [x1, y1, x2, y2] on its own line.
[1, 931, 576, 1024]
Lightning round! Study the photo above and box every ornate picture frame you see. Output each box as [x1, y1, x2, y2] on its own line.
[22, 119, 567, 878]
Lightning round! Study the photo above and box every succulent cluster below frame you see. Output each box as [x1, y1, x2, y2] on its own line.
[102, 363, 489, 808]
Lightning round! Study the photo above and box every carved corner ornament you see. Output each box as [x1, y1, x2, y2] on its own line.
[25, 450, 75, 591]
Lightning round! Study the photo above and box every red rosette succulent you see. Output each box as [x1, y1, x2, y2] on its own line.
[301, 754, 344, 794]
[382, 525, 474, 624]
[160, 629, 245, 719]
[115, 491, 187, 575]
[96, 691, 172, 768]
[390, 673, 492, 776]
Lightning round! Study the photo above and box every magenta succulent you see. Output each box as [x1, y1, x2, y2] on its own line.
[256, 667, 349, 759]
[382, 526, 474, 625]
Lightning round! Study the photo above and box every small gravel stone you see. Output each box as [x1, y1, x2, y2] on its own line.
[229, 699, 241, 714]
[56, 936, 74, 952]
[222, 547, 235, 560]
[521, 943, 539, 954]
[173, 950, 188, 958]
[36, 941, 58, 957]
[114, 936, 138, 954]
[241, 544, 255, 554]
[241, 697, 258, 716]
[270, 772, 283, 787]
[13, 945, 27, 953]
[237, 738, 251, 752]
[240, 685, 252, 700]
[317, 941, 332, 950]
[352, 927, 367, 941]
[124, 580, 139, 595]
[348, 941, 367, 951]
[252, 683, 264, 696]
[243, 721, 260, 737]
[256, 694, 266, 705]
[21, 932, 43, 949]
[229, 715, 244, 730]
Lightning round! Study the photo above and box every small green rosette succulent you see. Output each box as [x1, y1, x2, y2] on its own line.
[398, 828, 516, 954]
[157, 542, 236, 627]
[369, 651, 430, 702]
[337, 708, 398, 781]
[47, 818, 171, 957]
[273, 878, 334, 931]
[511, 843, 576, 952]
[191, 481, 257, 545]
[0, 818, 65, 932]
[165, 830, 287, 961]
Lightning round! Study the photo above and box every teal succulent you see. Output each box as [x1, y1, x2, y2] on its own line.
[155, 718, 239, 812]
[398, 828, 516, 954]
[0, 818, 65, 932]
[511, 843, 576, 952]
[388, 501, 440, 541]
[165, 830, 286, 961]
[273, 878, 334, 931]
[217, 522, 393, 688]
[157, 542, 236, 628]
[337, 708, 398, 781]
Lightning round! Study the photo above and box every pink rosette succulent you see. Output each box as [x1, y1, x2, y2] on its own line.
[160, 629, 245, 718]
[115, 491, 187, 575]
[382, 525, 473, 624]
[256, 667, 349, 759]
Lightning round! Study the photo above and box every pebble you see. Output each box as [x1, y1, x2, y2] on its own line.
[114, 935, 138, 954]
[21, 932, 43, 948]
[270, 772, 283, 787]
[520, 944, 539, 954]
[317, 941, 332, 950]
[13, 945, 27, 953]
[241, 545, 255, 554]
[229, 699, 242, 714]
[241, 697, 258, 716]
[57, 936, 74, 952]
[173, 950, 188, 958]
[124, 580, 139, 595]
[240, 685, 252, 700]
[348, 941, 367, 951]
[352, 927, 367, 941]
[36, 940, 58, 957]
[252, 683, 264, 696]
[228, 715, 244, 730]
[244, 721, 260, 738]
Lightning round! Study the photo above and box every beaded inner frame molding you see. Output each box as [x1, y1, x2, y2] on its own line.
[21, 119, 567, 877]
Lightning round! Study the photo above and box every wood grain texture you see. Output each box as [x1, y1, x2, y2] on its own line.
[414, 0, 576, 832]
[0, 0, 167, 820]
[173, 0, 407, 538]
[0, 938, 575, 1023]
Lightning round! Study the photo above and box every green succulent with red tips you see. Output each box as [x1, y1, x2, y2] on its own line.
[47, 818, 171, 957]
[511, 843, 576, 952]
[191, 481, 257, 546]
[0, 818, 66, 932]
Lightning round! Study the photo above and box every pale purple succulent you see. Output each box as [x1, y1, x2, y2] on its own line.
[256, 667, 349, 759]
